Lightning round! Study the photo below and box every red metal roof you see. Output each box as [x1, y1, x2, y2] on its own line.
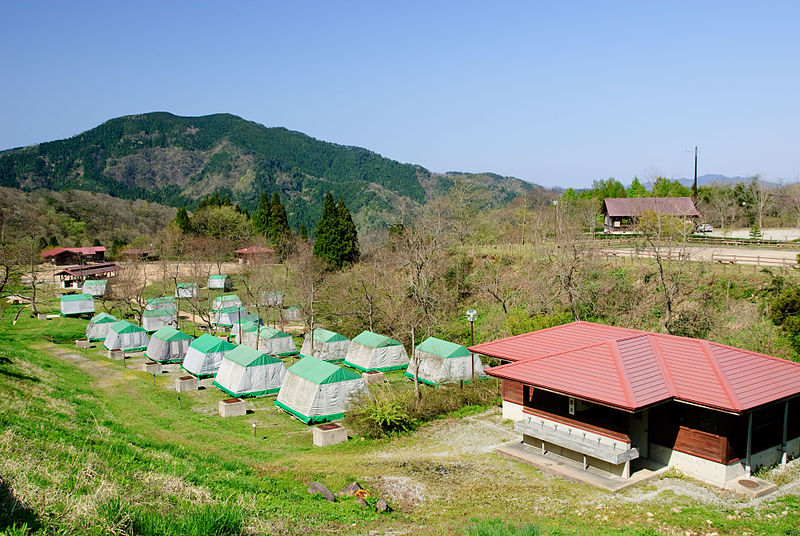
[41, 246, 106, 258]
[235, 246, 275, 254]
[602, 197, 700, 218]
[55, 262, 120, 278]
[476, 322, 800, 413]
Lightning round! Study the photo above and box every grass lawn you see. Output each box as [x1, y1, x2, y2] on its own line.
[1, 301, 799, 535]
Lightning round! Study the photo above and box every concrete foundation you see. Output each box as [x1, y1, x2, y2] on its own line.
[37, 313, 48, 320]
[108, 349, 124, 360]
[143, 361, 162, 375]
[502, 400, 524, 421]
[75, 340, 91, 349]
[313, 423, 348, 446]
[219, 398, 246, 417]
[362, 370, 385, 385]
[175, 375, 199, 392]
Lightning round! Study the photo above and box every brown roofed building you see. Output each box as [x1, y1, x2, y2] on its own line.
[41, 246, 106, 266]
[601, 197, 700, 233]
[235, 246, 275, 264]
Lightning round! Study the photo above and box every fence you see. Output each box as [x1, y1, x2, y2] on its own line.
[710, 253, 798, 269]
[688, 236, 800, 249]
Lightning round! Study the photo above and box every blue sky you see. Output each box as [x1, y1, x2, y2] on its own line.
[1, 1, 798, 188]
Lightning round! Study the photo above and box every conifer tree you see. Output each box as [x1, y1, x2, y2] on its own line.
[336, 197, 359, 265]
[313, 192, 340, 265]
[267, 192, 290, 241]
[253, 193, 271, 236]
[299, 223, 308, 240]
[175, 206, 191, 233]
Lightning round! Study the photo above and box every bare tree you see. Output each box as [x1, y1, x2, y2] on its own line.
[111, 258, 149, 325]
[748, 175, 773, 231]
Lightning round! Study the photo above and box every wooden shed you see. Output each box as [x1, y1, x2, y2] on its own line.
[601, 197, 700, 233]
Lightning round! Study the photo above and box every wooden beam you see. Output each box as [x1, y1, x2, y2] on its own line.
[782, 400, 789, 466]
[745, 412, 753, 477]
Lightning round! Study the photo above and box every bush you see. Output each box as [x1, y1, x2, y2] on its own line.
[345, 379, 500, 438]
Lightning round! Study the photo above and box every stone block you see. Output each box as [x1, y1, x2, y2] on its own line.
[108, 349, 124, 360]
[175, 375, 198, 392]
[219, 398, 246, 417]
[362, 370, 385, 385]
[143, 361, 162, 375]
[37, 313, 48, 320]
[75, 340, 91, 349]
[313, 423, 348, 446]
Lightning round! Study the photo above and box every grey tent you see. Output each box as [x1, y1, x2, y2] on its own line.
[244, 326, 297, 356]
[103, 320, 149, 352]
[145, 296, 175, 311]
[212, 345, 287, 397]
[175, 283, 198, 298]
[231, 314, 263, 343]
[142, 307, 177, 332]
[60, 294, 95, 316]
[85, 312, 117, 341]
[145, 326, 194, 363]
[82, 279, 107, 296]
[208, 274, 233, 290]
[275, 356, 367, 424]
[300, 328, 349, 362]
[181, 334, 236, 378]
[406, 336, 485, 385]
[212, 294, 242, 311]
[343, 331, 409, 372]
[213, 306, 248, 328]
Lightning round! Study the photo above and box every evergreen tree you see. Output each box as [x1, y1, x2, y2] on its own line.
[252, 193, 271, 236]
[299, 223, 308, 240]
[38, 237, 48, 250]
[336, 197, 359, 266]
[313, 192, 340, 266]
[49, 236, 58, 247]
[627, 176, 649, 198]
[267, 192, 290, 241]
[175, 206, 191, 233]
[561, 187, 578, 202]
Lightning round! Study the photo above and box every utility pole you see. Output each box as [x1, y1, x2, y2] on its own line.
[692, 146, 698, 202]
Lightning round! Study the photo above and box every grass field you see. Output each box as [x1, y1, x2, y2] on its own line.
[1, 302, 800, 535]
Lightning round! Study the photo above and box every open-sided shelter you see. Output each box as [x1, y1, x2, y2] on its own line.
[244, 326, 297, 356]
[175, 283, 197, 298]
[142, 307, 177, 332]
[208, 274, 233, 290]
[275, 356, 367, 424]
[145, 296, 175, 311]
[60, 294, 95, 316]
[212, 294, 242, 311]
[601, 197, 700, 233]
[343, 331, 409, 372]
[103, 320, 149, 352]
[145, 326, 194, 363]
[182, 334, 236, 378]
[85, 312, 117, 341]
[474, 321, 800, 486]
[213, 306, 248, 328]
[406, 336, 485, 385]
[82, 279, 107, 296]
[300, 328, 349, 362]
[212, 345, 287, 397]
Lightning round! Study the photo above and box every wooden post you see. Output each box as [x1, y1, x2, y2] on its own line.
[782, 400, 789, 466]
[745, 412, 753, 477]
[583, 454, 588, 470]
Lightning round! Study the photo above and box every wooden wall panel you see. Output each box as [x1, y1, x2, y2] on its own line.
[502, 380, 523, 404]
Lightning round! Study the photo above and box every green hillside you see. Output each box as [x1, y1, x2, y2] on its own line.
[0, 113, 536, 232]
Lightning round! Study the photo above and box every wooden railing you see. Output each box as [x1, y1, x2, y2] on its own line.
[711, 253, 798, 268]
[688, 236, 800, 248]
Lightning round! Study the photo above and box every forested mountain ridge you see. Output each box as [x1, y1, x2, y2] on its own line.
[0, 112, 539, 232]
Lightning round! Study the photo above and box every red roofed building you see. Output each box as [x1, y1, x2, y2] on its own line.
[602, 197, 700, 233]
[235, 246, 275, 264]
[41, 246, 106, 266]
[473, 322, 800, 486]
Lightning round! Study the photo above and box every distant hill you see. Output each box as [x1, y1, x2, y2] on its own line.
[0, 112, 543, 233]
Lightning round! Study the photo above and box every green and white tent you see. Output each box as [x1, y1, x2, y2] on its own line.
[208, 274, 233, 290]
[284, 306, 301, 322]
[244, 326, 297, 356]
[103, 320, 149, 352]
[300, 328, 349, 362]
[343, 330, 409, 372]
[60, 294, 95, 316]
[175, 283, 197, 298]
[212, 345, 287, 397]
[405, 336, 485, 385]
[142, 307, 177, 332]
[275, 356, 366, 424]
[145, 326, 194, 363]
[85, 312, 117, 341]
[82, 279, 107, 296]
[231, 314, 263, 343]
[182, 334, 236, 378]
[212, 294, 242, 311]
[145, 296, 175, 311]
[213, 305, 248, 327]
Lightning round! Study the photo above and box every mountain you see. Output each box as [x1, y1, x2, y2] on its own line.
[0, 112, 539, 233]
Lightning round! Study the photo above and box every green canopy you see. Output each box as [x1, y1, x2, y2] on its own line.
[147, 296, 175, 305]
[288, 356, 361, 385]
[225, 345, 281, 367]
[220, 305, 244, 314]
[190, 333, 236, 354]
[143, 307, 176, 318]
[177, 283, 197, 288]
[61, 294, 93, 302]
[258, 326, 291, 339]
[151, 326, 193, 342]
[110, 320, 146, 334]
[83, 280, 106, 287]
[209, 275, 228, 280]
[89, 312, 117, 324]
[352, 330, 401, 348]
[416, 337, 471, 359]
[238, 319, 260, 333]
[310, 328, 348, 343]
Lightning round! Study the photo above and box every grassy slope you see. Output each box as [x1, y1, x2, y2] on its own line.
[1, 301, 799, 535]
